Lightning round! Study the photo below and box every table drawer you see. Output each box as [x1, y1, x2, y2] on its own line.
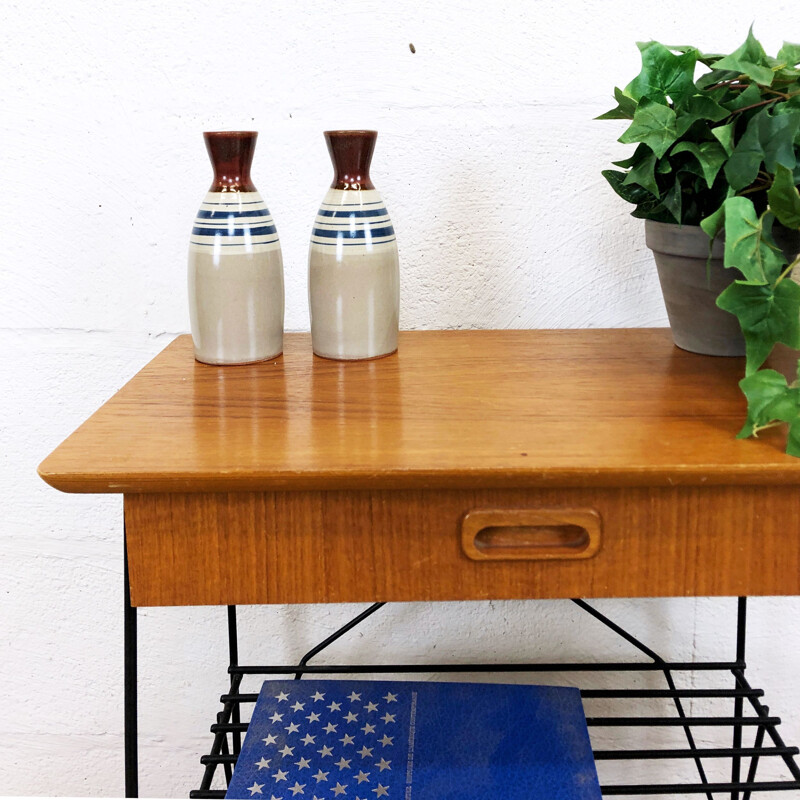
[125, 486, 800, 607]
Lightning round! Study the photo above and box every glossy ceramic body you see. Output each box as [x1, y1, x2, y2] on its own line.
[308, 131, 400, 360]
[188, 132, 284, 365]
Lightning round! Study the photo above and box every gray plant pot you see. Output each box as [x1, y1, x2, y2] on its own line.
[645, 219, 799, 357]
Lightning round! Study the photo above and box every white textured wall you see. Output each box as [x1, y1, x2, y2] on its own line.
[3, 1, 800, 795]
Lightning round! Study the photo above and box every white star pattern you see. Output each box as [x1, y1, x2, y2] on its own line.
[237, 686, 407, 799]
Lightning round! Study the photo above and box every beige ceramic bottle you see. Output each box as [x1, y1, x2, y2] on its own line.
[188, 131, 285, 365]
[308, 130, 399, 360]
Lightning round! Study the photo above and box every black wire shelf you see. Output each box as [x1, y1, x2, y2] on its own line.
[190, 599, 800, 799]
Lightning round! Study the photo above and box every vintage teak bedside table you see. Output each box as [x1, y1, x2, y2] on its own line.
[38, 329, 800, 797]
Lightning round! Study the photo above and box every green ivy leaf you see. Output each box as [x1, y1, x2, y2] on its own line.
[680, 93, 731, 121]
[737, 369, 800, 437]
[717, 279, 800, 374]
[612, 143, 650, 168]
[619, 98, 678, 159]
[773, 95, 800, 118]
[712, 26, 775, 85]
[722, 82, 761, 112]
[725, 109, 800, 190]
[626, 41, 698, 104]
[777, 41, 800, 67]
[602, 169, 654, 206]
[711, 122, 736, 155]
[722, 197, 787, 283]
[661, 177, 683, 223]
[700, 199, 727, 240]
[788, 420, 800, 456]
[768, 163, 800, 228]
[671, 141, 727, 187]
[761, 112, 800, 171]
[596, 87, 638, 120]
[623, 150, 659, 196]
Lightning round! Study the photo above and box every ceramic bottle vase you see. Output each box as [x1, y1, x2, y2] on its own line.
[308, 130, 400, 360]
[188, 131, 285, 365]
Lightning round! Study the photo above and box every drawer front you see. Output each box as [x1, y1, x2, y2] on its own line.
[125, 486, 800, 606]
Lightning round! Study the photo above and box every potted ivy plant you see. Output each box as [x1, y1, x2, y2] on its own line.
[600, 28, 800, 456]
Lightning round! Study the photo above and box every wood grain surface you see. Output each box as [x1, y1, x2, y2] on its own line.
[124, 485, 800, 606]
[39, 330, 800, 493]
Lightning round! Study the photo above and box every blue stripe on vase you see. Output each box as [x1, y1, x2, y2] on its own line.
[196, 209, 271, 219]
[311, 225, 395, 240]
[201, 200, 266, 206]
[194, 220, 274, 229]
[311, 238, 396, 247]
[192, 225, 277, 237]
[319, 199, 385, 208]
[316, 207, 388, 218]
[190, 237, 281, 247]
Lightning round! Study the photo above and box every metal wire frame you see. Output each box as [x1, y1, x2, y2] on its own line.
[188, 597, 800, 799]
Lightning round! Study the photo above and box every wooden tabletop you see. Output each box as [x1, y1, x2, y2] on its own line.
[38, 329, 800, 493]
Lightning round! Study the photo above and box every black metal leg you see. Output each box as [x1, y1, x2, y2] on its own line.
[227, 607, 241, 757]
[124, 528, 138, 797]
[732, 597, 747, 800]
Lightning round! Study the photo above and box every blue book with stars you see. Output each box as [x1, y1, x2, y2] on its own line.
[225, 680, 600, 800]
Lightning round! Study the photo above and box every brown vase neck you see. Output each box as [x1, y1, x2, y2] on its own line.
[204, 131, 258, 192]
[325, 130, 377, 190]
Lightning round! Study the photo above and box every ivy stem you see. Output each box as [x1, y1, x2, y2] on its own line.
[728, 90, 800, 116]
[740, 181, 771, 196]
[753, 420, 787, 436]
[773, 256, 800, 288]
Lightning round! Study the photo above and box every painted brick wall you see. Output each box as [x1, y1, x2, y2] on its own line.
[3, 1, 800, 794]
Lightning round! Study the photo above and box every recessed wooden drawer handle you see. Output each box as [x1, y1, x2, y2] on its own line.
[461, 508, 602, 561]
